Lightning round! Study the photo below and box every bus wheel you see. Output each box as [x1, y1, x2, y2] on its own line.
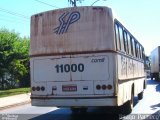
[138, 92, 143, 100]
[80, 107, 87, 113]
[121, 91, 133, 115]
[155, 74, 159, 81]
[151, 73, 153, 80]
[71, 108, 79, 114]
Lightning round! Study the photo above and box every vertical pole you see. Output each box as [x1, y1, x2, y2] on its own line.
[74, 0, 77, 7]
[68, 0, 77, 7]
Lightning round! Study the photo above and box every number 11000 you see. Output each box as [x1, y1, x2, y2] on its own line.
[55, 64, 84, 73]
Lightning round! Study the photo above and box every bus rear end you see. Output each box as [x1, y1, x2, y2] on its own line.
[30, 6, 117, 108]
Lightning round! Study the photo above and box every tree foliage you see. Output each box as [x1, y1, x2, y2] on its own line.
[0, 28, 30, 90]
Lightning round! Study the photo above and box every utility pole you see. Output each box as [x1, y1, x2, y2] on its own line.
[68, 0, 83, 7]
[68, 0, 76, 7]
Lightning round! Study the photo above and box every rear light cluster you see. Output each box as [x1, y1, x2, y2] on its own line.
[32, 86, 45, 91]
[96, 84, 112, 90]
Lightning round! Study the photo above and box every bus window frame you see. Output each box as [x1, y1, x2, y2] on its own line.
[114, 19, 145, 60]
[131, 37, 136, 57]
[123, 30, 129, 54]
[127, 33, 132, 55]
[119, 25, 125, 52]
[114, 23, 121, 51]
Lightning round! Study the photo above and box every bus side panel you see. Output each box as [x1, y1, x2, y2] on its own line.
[117, 54, 145, 106]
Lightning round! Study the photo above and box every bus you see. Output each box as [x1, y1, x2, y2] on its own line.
[30, 6, 146, 114]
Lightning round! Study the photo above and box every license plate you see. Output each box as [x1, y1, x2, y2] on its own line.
[62, 85, 77, 92]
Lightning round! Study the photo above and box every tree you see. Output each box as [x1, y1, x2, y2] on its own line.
[0, 28, 30, 90]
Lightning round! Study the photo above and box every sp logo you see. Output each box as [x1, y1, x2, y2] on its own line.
[54, 11, 80, 34]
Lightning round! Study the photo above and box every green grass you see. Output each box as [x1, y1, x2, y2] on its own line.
[0, 87, 30, 98]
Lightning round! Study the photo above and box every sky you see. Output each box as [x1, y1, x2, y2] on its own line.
[0, 0, 160, 55]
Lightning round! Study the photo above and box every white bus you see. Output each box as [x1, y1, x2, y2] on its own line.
[30, 6, 146, 114]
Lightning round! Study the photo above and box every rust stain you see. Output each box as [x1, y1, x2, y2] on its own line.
[30, 6, 115, 56]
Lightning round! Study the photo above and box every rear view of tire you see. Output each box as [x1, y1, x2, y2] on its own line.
[80, 108, 87, 113]
[138, 91, 143, 100]
[71, 107, 88, 114]
[120, 90, 134, 115]
[71, 108, 79, 114]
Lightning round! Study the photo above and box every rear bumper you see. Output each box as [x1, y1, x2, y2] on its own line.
[31, 96, 117, 107]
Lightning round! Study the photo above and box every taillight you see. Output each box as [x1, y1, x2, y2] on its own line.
[32, 86, 36, 91]
[102, 85, 107, 90]
[96, 85, 101, 90]
[96, 84, 112, 90]
[41, 86, 45, 91]
[36, 86, 40, 91]
[32, 86, 45, 91]
[107, 84, 112, 90]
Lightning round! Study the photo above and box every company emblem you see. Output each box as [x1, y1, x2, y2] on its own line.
[54, 11, 80, 34]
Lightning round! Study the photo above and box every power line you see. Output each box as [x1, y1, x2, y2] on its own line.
[34, 0, 60, 9]
[0, 18, 27, 25]
[91, 0, 107, 6]
[0, 7, 29, 19]
[0, 13, 29, 22]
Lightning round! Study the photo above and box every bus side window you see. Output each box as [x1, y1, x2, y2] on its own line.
[123, 30, 129, 54]
[115, 23, 121, 50]
[135, 41, 138, 58]
[135, 42, 138, 58]
[137, 43, 140, 58]
[138, 44, 141, 59]
[127, 33, 132, 55]
[135, 42, 140, 59]
[139, 45, 143, 59]
[131, 38, 136, 57]
[142, 49, 145, 60]
[119, 26, 125, 52]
